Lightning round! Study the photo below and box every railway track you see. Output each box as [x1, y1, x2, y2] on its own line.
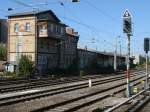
[0, 69, 143, 86]
[0, 74, 106, 86]
[126, 91, 150, 112]
[0, 71, 146, 112]
[104, 87, 150, 112]
[0, 74, 109, 93]
[140, 96, 150, 112]
[0, 72, 141, 106]
[30, 74, 145, 112]
[0, 70, 145, 93]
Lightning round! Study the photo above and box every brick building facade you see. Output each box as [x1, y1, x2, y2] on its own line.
[7, 10, 79, 74]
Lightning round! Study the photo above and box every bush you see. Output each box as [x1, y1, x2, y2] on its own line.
[79, 70, 87, 76]
[18, 55, 33, 76]
[130, 63, 137, 69]
[118, 64, 126, 71]
[82, 63, 115, 75]
[93, 108, 104, 112]
[2, 72, 18, 78]
[45, 58, 79, 76]
[67, 64, 78, 75]
[0, 44, 7, 61]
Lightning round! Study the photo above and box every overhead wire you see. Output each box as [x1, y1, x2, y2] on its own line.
[8, 0, 32, 8]
[80, 0, 127, 52]
[59, 14, 127, 54]
[52, 1, 127, 53]
[82, 0, 119, 24]
[6, 0, 126, 54]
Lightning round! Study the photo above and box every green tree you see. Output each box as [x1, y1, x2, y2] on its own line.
[18, 55, 33, 76]
[0, 44, 7, 60]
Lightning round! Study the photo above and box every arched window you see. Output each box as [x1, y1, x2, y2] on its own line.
[14, 23, 19, 32]
[25, 23, 30, 31]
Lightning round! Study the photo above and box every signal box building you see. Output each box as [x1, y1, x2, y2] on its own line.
[7, 10, 79, 74]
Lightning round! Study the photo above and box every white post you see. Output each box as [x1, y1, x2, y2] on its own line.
[126, 34, 131, 97]
[89, 78, 92, 87]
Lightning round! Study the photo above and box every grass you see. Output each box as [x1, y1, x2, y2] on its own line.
[0, 72, 18, 78]
[93, 108, 104, 112]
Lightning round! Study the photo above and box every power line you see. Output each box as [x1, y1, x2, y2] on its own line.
[6, 0, 126, 53]
[82, 0, 119, 24]
[8, 0, 117, 38]
[60, 15, 126, 51]
[8, 0, 32, 8]
[58, 2, 101, 41]
[57, 1, 126, 51]
[8, 0, 58, 10]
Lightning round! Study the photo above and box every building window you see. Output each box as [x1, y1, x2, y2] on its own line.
[56, 26, 60, 34]
[56, 26, 58, 33]
[58, 27, 61, 34]
[53, 25, 56, 33]
[55, 25, 58, 33]
[61, 27, 64, 34]
[50, 24, 53, 32]
[14, 23, 19, 32]
[39, 25, 46, 32]
[39, 22, 47, 33]
[25, 23, 30, 31]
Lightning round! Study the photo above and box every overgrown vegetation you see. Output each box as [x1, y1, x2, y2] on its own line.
[46, 67, 78, 77]
[41, 55, 138, 77]
[79, 58, 115, 75]
[45, 59, 79, 77]
[130, 63, 137, 69]
[0, 44, 7, 61]
[118, 64, 126, 71]
[79, 65, 115, 76]
[0, 72, 18, 78]
[79, 57, 137, 76]
[93, 108, 104, 112]
[18, 55, 33, 76]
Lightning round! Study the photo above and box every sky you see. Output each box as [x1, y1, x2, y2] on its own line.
[0, 0, 150, 56]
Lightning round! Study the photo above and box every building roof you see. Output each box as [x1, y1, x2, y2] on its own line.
[66, 32, 79, 37]
[8, 10, 61, 22]
[66, 27, 79, 37]
[78, 47, 126, 58]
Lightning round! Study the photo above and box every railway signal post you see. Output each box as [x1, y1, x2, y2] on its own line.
[123, 9, 133, 97]
[144, 38, 150, 89]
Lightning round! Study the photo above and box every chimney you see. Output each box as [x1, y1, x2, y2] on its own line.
[66, 27, 79, 36]
[66, 28, 74, 35]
